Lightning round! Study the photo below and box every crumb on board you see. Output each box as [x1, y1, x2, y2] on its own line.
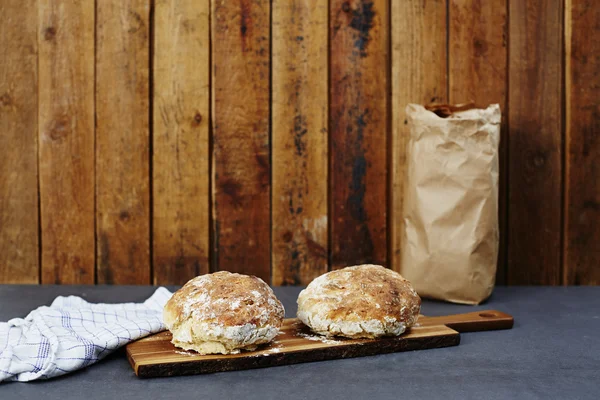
[174, 350, 196, 356]
[297, 332, 344, 345]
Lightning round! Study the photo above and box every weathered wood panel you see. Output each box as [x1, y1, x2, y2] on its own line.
[96, 0, 151, 284]
[448, 0, 508, 284]
[330, 0, 388, 270]
[39, 0, 95, 284]
[211, 0, 271, 282]
[271, 0, 328, 285]
[153, 0, 210, 285]
[390, 0, 447, 274]
[2, 0, 600, 286]
[507, 0, 563, 285]
[564, 0, 600, 285]
[0, 0, 39, 284]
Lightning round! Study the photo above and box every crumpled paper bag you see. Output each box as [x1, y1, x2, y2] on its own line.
[400, 103, 501, 305]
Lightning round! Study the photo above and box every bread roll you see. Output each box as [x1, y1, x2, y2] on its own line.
[297, 264, 421, 338]
[163, 271, 285, 354]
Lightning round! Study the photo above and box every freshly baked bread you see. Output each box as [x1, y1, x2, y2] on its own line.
[163, 271, 285, 355]
[297, 264, 421, 338]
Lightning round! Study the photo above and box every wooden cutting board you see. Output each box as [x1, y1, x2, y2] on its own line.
[127, 310, 513, 378]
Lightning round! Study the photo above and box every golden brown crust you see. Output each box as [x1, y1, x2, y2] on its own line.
[163, 271, 285, 354]
[297, 265, 421, 338]
[326, 266, 420, 323]
[164, 271, 284, 329]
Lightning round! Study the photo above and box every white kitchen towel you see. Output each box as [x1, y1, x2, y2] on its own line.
[0, 287, 172, 382]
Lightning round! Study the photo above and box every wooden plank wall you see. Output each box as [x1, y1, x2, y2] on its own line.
[211, 0, 271, 283]
[0, 0, 598, 286]
[564, 0, 600, 285]
[38, 0, 95, 284]
[507, 0, 563, 285]
[271, 0, 328, 285]
[0, 0, 39, 284]
[96, 0, 151, 284]
[330, 0, 388, 270]
[152, 0, 210, 284]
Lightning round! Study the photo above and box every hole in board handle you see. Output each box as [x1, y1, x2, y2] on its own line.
[479, 312, 496, 318]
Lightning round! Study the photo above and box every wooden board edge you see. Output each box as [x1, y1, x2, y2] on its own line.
[418, 311, 514, 332]
[126, 345, 139, 376]
[132, 328, 460, 378]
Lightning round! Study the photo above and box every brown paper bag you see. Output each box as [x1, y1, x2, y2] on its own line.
[400, 103, 501, 305]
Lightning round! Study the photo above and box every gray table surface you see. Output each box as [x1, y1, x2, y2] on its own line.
[0, 285, 599, 399]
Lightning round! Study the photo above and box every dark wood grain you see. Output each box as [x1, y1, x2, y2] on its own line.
[271, 0, 328, 285]
[330, 0, 388, 269]
[390, 0, 447, 274]
[2, 0, 600, 286]
[39, 0, 95, 284]
[127, 318, 460, 378]
[211, 0, 271, 282]
[0, 0, 39, 284]
[153, 0, 210, 284]
[564, 0, 600, 285]
[507, 0, 563, 285]
[96, 0, 151, 284]
[448, 0, 508, 285]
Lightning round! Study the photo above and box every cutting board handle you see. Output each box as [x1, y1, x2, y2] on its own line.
[418, 310, 514, 332]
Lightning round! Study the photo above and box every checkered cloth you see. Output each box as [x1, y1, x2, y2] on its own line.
[0, 287, 172, 382]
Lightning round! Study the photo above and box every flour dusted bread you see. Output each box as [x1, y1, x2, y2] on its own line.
[297, 265, 421, 338]
[163, 271, 285, 355]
